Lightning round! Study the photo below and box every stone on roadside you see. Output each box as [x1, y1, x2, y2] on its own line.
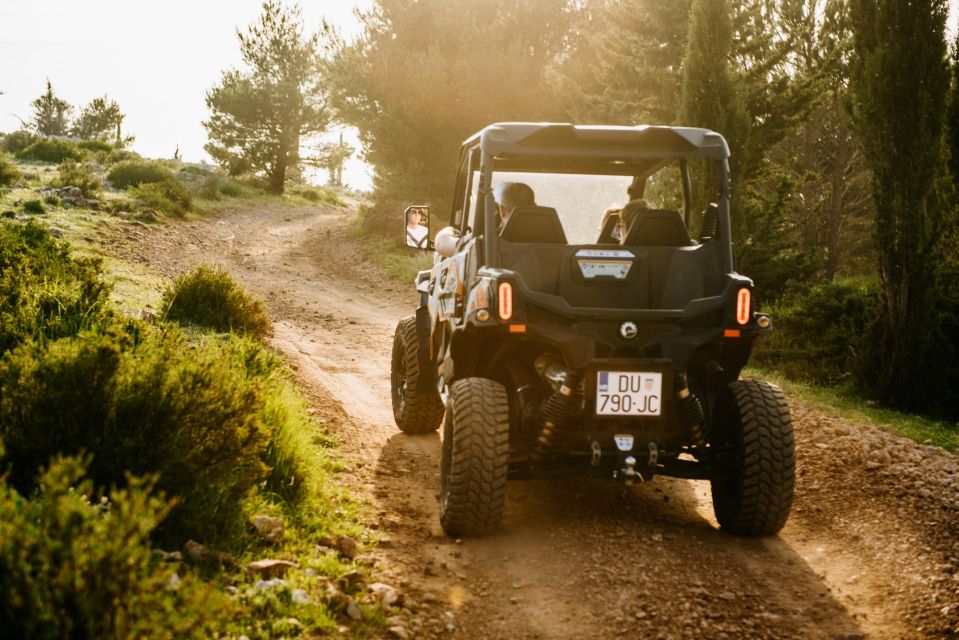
[389, 625, 410, 639]
[337, 535, 358, 559]
[165, 572, 181, 591]
[252, 514, 285, 543]
[346, 599, 363, 620]
[254, 578, 288, 592]
[369, 582, 403, 607]
[338, 569, 366, 591]
[291, 588, 311, 605]
[247, 559, 297, 578]
[184, 540, 209, 563]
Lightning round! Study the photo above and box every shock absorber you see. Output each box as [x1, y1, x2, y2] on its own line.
[533, 372, 580, 458]
[675, 372, 707, 447]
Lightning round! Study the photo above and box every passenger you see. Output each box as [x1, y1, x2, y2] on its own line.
[493, 182, 535, 231]
[619, 198, 650, 245]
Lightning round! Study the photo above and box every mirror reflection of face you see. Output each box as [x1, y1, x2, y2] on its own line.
[407, 209, 422, 227]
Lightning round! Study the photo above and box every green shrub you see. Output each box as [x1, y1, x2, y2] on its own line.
[0, 221, 111, 356]
[16, 138, 83, 163]
[76, 138, 113, 154]
[218, 179, 248, 198]
[198, 173, 222, 200]
[294, 185, 342, 206]
[52, 159, 101, 196]
[1, 130, 37, 154]
[161, 264, 270, 338]
[130, 179, 192, 217]
[0, 154, 20, 186]
[105, 148, 140, 165]
[0, 456, 226, 638]
[0, 326, 271, 544]
[107, 159, 174, 189]
[22, 199, 45, 214]
[752, 277, 883, 384]
[42, 194, 60, 206]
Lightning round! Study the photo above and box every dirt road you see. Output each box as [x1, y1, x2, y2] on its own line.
[111, 204, 959, 639]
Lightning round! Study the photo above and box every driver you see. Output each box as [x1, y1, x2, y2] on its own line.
[406, 207, 429, 249]
[493, 182, 535, 231]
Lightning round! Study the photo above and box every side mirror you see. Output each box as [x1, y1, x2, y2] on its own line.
[404, 205, 432, 250]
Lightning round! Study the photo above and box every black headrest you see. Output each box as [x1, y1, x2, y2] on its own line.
[597, 210, 621, 244]
[500, 205, 567, 244]
[623, 209, 692, 246]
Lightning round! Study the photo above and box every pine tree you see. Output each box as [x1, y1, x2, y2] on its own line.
[72, 95, 131, 145]
[849, 0, 950, 407]
[204, 1, 330, 194]
[31, 80, 72, 136]
[677, 0, 748, 209]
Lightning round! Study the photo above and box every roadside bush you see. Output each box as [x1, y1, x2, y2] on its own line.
[0, 221, 111, 356]
[752, 277, 883, 384]
[105, 148, 140, 165]
[22, 199, 45, 214]
[0, 326, 271, 544]
[0, 154, 19, 186]
[16, 138, 83, 164]
[293, 185, 342, 206]
[107, 158, 174, 188]
[218, 178, 248, 198]
[1, 130, 36, 154]
[161, 264, 270, 338]
[130, 179, 192, 217]
[198, 173, 222, 199]
[0, 456, 226, 638]
[76, 138, 113, 154]
[52, 159, 101, 196]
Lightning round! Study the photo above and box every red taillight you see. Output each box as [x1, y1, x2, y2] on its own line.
[736, 288, 751, 326]
[498, 282, 513, 321]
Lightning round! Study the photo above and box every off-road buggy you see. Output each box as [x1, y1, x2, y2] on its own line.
[390, 123, 794, 538]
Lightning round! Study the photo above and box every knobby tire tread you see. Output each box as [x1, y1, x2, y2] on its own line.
[391, 316, 444, 434]
[712, 379, 795, 536]
[440, 378, 510, 537]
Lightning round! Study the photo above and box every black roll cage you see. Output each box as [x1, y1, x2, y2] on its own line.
[449, 123, 734, 274]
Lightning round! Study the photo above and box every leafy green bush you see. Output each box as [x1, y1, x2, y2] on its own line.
[107, 158, 174, 188]
[105, 148, 140, 165]
[752, 277, 883, 384]
[0, 456, 226, 639]
[161, 264, 270, 338]
[198, 173, 222, 200]
[16, 138, 83, 163]
[293, 185, 341, 206]
[218, 179, 248, 197]
[1, 130, 37, 154]
[130, 179, 192, 217]
[76, 138, 113, 154]
[42, 194, 60, 206]
[0, 221, 111, 356]
[52, 159, 101, 196]
[22, 199, 45, 214]
[0, 154, 19, 186]
[0, 326, 272, 544]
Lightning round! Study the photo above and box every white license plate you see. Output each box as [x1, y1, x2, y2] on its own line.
[596, 371, 663, 416]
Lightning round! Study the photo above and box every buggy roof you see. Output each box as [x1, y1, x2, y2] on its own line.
[466, 122, 730, 176]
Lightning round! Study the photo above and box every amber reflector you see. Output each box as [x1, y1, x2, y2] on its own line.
[724, 329, 741, 338]
[509, 324, 527, 333]
[498, 282, 513, 321]
[736, 288, 751, 325]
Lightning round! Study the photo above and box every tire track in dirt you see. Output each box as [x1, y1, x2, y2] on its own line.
[107, 204, 958, 639]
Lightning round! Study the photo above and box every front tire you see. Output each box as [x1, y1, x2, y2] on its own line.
[390, 316, 444, 434]
[709, 379, 795, 536]
[439, 378, 510, 537]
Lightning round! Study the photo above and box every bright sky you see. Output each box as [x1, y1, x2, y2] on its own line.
[0, 0, 374, 190]
[0, 0, 957, 192]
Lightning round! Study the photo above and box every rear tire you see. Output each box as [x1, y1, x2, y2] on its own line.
[390, 316, 444, 434]
[439, 378, 510, 537]
[710, 379, 795, 536]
